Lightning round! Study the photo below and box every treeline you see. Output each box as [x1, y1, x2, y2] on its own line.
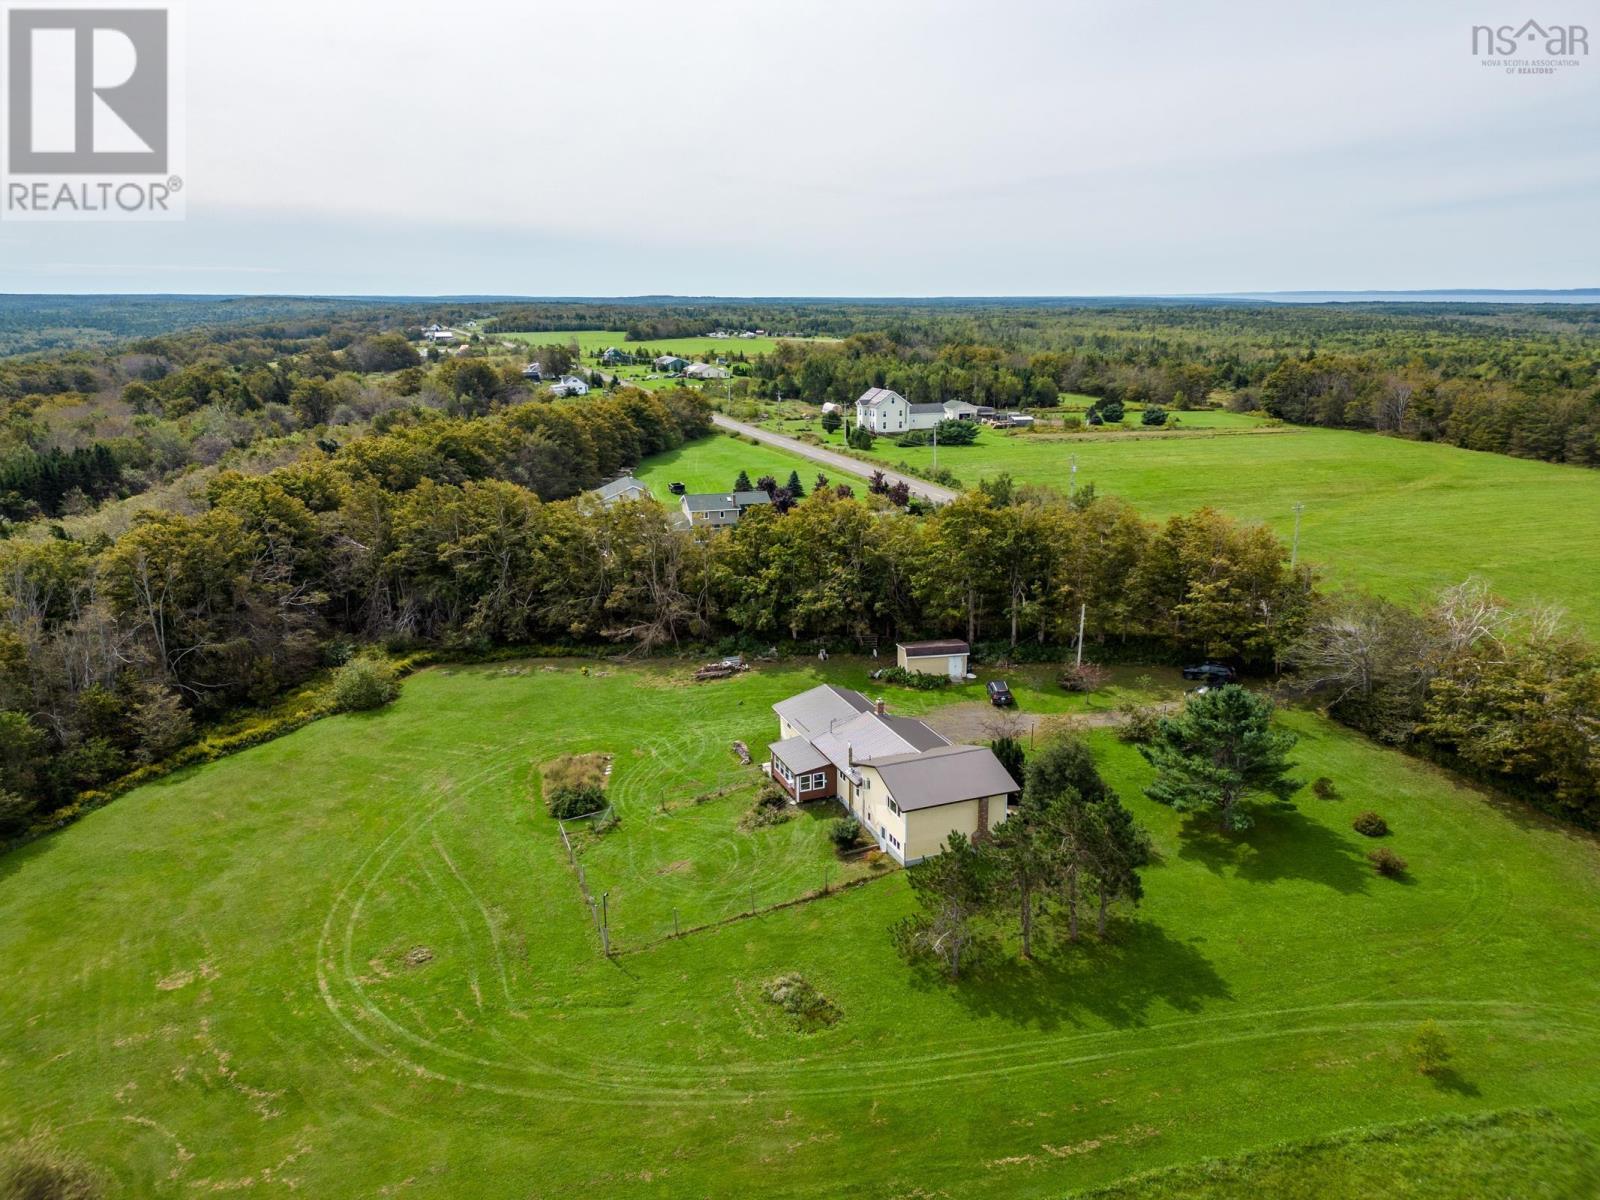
[1291, 582, 1600, 827]
[0, 403, 1307, 835]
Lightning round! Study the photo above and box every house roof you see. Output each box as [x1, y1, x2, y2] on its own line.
[869, 744, 1021, 812]
[857, 387, 906, 408]
[897, 639, 970, 657]
[811, 711, 950, 783]
[595, 476, 649, 502]
[767, 736, 830, 773]
[771, 684, 873, 735]
[909, 403, 946, 416]
[680, 490, 772, 513]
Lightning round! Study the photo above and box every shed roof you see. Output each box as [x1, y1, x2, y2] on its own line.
[897, 639, 970, 657]
[870, 744, 1020, 812]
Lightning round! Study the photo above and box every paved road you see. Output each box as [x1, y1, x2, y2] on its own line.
[710, 413, 959, 504]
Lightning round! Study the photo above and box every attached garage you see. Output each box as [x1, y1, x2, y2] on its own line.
[895, 639, 970, 681]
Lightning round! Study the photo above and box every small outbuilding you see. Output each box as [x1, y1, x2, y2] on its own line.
[896, 639, 970, 680]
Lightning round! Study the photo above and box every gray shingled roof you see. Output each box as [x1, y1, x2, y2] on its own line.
[595, 476, 649, 501]
[908, 403, 946, 416]
[811, 711, 951, 782]
[680, 490, 773, 513]
[869, 744, 1020, 812]
[767, 736, 829, 773]
[771, 684, 873, 735]
[857, 387, 905, 408]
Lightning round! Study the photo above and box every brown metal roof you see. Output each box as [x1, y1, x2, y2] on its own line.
[896, 640, 970, 656]
[869, 744, 1020, 812]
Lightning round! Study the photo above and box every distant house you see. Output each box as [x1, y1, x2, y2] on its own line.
[654, 355, 690, 373]
[766, 684, 1017, 864]
[422, 324, 457, 344]
[600, 347, 630, 365]
[521, 362, 543, 381]
[896, 639, 970, 680]
[854, 389, 982, 435]
[592, 475, 651, 507]
[679, 489, 772, 528]
[683, 362, 730, 380]
[551, 375, 590, 397]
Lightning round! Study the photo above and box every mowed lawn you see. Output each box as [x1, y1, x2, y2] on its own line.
[632, 430, 863, 501]
[755, 417, 1600, 632]
[504, 328, 835, 360]
[2, 660, 1599, 1196]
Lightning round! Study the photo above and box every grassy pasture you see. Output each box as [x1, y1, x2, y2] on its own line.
[747, 413, 1600, 632]
[2, 659, 1598, 1196]
[503, 328, 832, 360]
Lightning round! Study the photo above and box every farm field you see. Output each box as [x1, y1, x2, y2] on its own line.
[631, 429, 865, 501]
[752, 414, 1600, 632]
[2, 660, 1599, 1196]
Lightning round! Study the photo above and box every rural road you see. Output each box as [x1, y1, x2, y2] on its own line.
[710, 413, 959, 505]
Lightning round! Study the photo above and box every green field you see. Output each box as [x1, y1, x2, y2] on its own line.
[504, 328, 831, 360]
[757, 414, 1600, 632]
[632, 430, 864, 500]
[3, 660, 1599, 1196]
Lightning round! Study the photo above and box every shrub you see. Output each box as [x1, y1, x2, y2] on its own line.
[328, 658, 400, 712]
[547, 784, 606, 819]
[762, 973, 842, 1030]
[1368, 847, 1408, 878]
[875, 666, 950, 691]
[1057, 662, 1110, 692]
[741, 785, 793, 830]
[1141, 405, 1168, 426]
[1116, 703, 1161, 745]
[828, 817, 861, 849]
[1409, 1019, 1452, 1076]
[0, 1134, 103, 1200]
[1353, 810, 1389, 837]
[1312, 776, 1339, 799]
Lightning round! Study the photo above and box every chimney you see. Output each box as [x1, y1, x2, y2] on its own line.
[846, 743, 854, 767]
[875, 698, 887, 716]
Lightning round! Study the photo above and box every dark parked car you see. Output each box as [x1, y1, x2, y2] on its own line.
[986, 680, 1015, 707]
[1182, 663, 1237, 683]
[668, 481, 687, 495]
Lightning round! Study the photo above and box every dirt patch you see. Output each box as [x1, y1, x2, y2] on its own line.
[404, 946, 434, 967]
[656, 860, 692, 876]
[920, 701, 1144, 745]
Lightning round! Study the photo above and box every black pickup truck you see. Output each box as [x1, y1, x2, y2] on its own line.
[1181, 663, 1237, 684]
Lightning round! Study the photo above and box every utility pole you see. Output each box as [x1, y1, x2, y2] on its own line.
[600, 891, 610, 956]
[931, 421, 938, 471]
[1290, 502, 1305, 568]
[1075, 603, 1087, 667]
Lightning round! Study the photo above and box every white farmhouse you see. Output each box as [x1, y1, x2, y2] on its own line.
[854, 388, 983, 435]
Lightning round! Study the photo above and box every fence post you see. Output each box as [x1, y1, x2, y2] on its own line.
[601, 891, 610, 956]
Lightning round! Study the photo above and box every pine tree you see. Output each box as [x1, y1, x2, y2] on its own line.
[786, 470, 805, 498]
[1141, 685, 1299, 831]
[734, 470, 752, 492]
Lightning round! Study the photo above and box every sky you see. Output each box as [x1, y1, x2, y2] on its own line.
[1, 0, 1597, 295]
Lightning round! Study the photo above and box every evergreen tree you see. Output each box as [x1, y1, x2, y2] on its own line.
[733, 470, 752, 492]
[786, 470, 805, 498]
[1141, 685, 1299, 831]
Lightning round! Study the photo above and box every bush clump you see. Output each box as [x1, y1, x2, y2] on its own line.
[1058, 662, 1110, 692]
[328, 658, 401, 712]
[548, 784, 606, 820]
[1352, 810, 1389, 837]
[1116, 702, 1161, 744]
[1409, 1019, 1452, 1076]
[828, 816, 861, 849]
[0, 1134, 103, 1200]
[1312, 776, 1339, 799]
[740, 785, 793, 830]
[762, 973, 842, 1031]
[874, 666, 950, 691]
[1368, 847, 1409, 878]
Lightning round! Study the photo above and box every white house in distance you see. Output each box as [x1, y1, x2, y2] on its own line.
[855, 388, 981, 435]
[767, 685, 1018, 864]
[683, 362, 731, 380]
[551, 375, 590, 397]
[896, 639, 971, 680]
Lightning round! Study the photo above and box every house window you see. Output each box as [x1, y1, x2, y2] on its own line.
[799, 771, 827, 792]
[888, 799, 900, 815]
[774, 759, 794, 783]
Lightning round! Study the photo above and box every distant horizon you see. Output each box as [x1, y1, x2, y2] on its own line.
[4, 288, 1599, 304]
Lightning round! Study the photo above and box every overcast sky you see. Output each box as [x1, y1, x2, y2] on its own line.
[2, 0, 1597, 295]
